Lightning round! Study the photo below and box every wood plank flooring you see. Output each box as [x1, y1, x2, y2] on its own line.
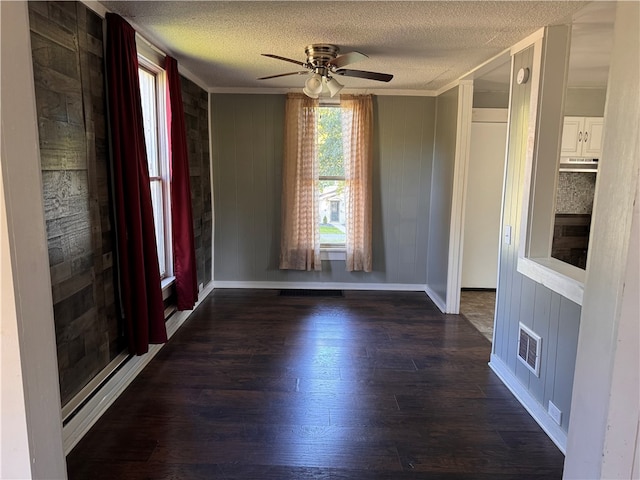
[66, 290, 564, 479]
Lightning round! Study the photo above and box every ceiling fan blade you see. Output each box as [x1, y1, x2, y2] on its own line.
[328, 51, 368, 69]
[334, 69, 393, 82]
[262, 53, 306, 67]
[258, 71, 309, 80]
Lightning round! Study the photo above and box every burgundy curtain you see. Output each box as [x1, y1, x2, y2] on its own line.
[166, 57, 198, 310]
[105, 13, 167, 355]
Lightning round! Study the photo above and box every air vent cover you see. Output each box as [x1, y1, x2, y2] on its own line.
[518, 323, 542, 377]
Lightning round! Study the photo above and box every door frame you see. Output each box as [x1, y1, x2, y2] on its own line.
[445, 51, 512, 314]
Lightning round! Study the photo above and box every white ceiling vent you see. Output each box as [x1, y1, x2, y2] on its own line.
[518, 323, 542, 377]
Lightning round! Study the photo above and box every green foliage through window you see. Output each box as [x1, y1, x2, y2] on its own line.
[318, 107, 344, 177]
[317, 106, 346, 246]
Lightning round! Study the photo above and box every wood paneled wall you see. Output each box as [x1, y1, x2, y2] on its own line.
[492, 45, 581, 432]
[28, 1, 120, 405]
[181, 76, 212, 288]
[28, 2, 213, 406]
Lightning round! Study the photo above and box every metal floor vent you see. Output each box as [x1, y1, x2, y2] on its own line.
[279, 289, 343, 297]
[518, 323, 542, 377]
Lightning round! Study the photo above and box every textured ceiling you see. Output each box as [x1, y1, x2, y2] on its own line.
[473, 1, 616, 92]
[101, 1, 594, 93]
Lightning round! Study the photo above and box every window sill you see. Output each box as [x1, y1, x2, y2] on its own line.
[321, 248, 346, 261]
[517, 256, 584, 305]
[161, 275, 175, 294]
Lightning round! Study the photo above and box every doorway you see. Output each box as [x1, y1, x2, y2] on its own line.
[459, 59, 510, 342]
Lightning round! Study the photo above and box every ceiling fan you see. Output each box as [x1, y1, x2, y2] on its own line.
[258, 44, 393, 98]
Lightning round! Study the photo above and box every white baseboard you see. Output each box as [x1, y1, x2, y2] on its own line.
[424, 284, 446, 312]
[489, 354, 567, 454]
[213, 280, 428, 292]
[62, 280, 215, 455]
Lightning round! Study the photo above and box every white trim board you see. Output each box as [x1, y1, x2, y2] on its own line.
[517, 257, 584, 305]
[472, 108, 509, 123]
[214, 280, 446, 313]
[489, 354, 567, 454]
[445, 80, 474, 314]
[208, 87, 439, 97]
[425, 285, 447, 313]
[213, 280, 428, 292]
[62, 281, 215, 454]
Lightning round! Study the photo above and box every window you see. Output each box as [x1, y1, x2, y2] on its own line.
[317, 106, 346, 246]
[138, 58, 172, 279]
[517, 26, 587, 305]
[280, 93, 372, 272]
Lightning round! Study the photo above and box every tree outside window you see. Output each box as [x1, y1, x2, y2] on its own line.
[318, 106, 346, 246]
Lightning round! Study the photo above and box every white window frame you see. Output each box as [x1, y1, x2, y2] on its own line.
[138, 54, 173, 281]
[317, 103, 347, 256]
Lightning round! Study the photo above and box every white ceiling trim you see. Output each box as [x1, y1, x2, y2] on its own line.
[208, 87, 440, 97]
[80, 0, 108, 18]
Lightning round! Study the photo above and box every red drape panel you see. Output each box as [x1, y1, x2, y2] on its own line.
[105, 13, 167, 355]
[166, 57, 198, 310]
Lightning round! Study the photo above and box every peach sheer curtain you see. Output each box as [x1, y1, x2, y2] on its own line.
[341, 94, 373, 272]
[279, 93, 321, 270]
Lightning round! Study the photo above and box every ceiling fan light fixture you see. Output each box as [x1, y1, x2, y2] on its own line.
[304, 73, 323, 96]
[325, 76, 343, 97]
[260, 44, 392, 96]
[302, 87, 319, 99]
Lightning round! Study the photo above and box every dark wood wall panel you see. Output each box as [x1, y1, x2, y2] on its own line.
[181, 76, 212, 288]
[29, 1, 121, 406]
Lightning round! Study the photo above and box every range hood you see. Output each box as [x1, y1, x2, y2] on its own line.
[559, 157, 598, 172]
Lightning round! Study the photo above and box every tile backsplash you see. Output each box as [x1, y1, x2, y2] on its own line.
[555, 172, 597, 214]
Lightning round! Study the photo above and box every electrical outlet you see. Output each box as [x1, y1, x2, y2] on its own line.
[548, 401, 562, 425]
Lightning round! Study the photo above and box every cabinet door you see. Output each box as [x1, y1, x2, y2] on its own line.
[561, 116, 585, 156]
[583, 117, 604, 158]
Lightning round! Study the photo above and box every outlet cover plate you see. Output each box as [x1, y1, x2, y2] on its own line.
[548, 401, 562, 425]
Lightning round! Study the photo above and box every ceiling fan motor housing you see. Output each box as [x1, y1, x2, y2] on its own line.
[259, 44, 391, 84]
[305, 44, 340, 73]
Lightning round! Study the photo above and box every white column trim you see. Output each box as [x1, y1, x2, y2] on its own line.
[445, 80, 474, 314]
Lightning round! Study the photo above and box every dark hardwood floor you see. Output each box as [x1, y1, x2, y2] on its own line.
[66, 290, 564, 479]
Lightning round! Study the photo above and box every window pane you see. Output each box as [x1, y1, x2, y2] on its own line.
[318, 107, 344, 177]
[138, 68, 160, 178]
[149, 179, 165, 277]
[317, 106, 346, 246]
[318, 179, 346, 245]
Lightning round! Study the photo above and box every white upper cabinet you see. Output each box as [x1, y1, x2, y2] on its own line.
[561, 116, 604, 158]
[582, 117, 604, 157]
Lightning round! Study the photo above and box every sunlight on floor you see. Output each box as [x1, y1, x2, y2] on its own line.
[459, 290, 496, 342]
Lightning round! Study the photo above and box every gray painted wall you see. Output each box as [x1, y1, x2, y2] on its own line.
[492, 45, 581, 432]
[426, 87, 459, 302]
[473, 90, 509, 109]
[564, 87, 607, 117]
[211, 94, 435, 285]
